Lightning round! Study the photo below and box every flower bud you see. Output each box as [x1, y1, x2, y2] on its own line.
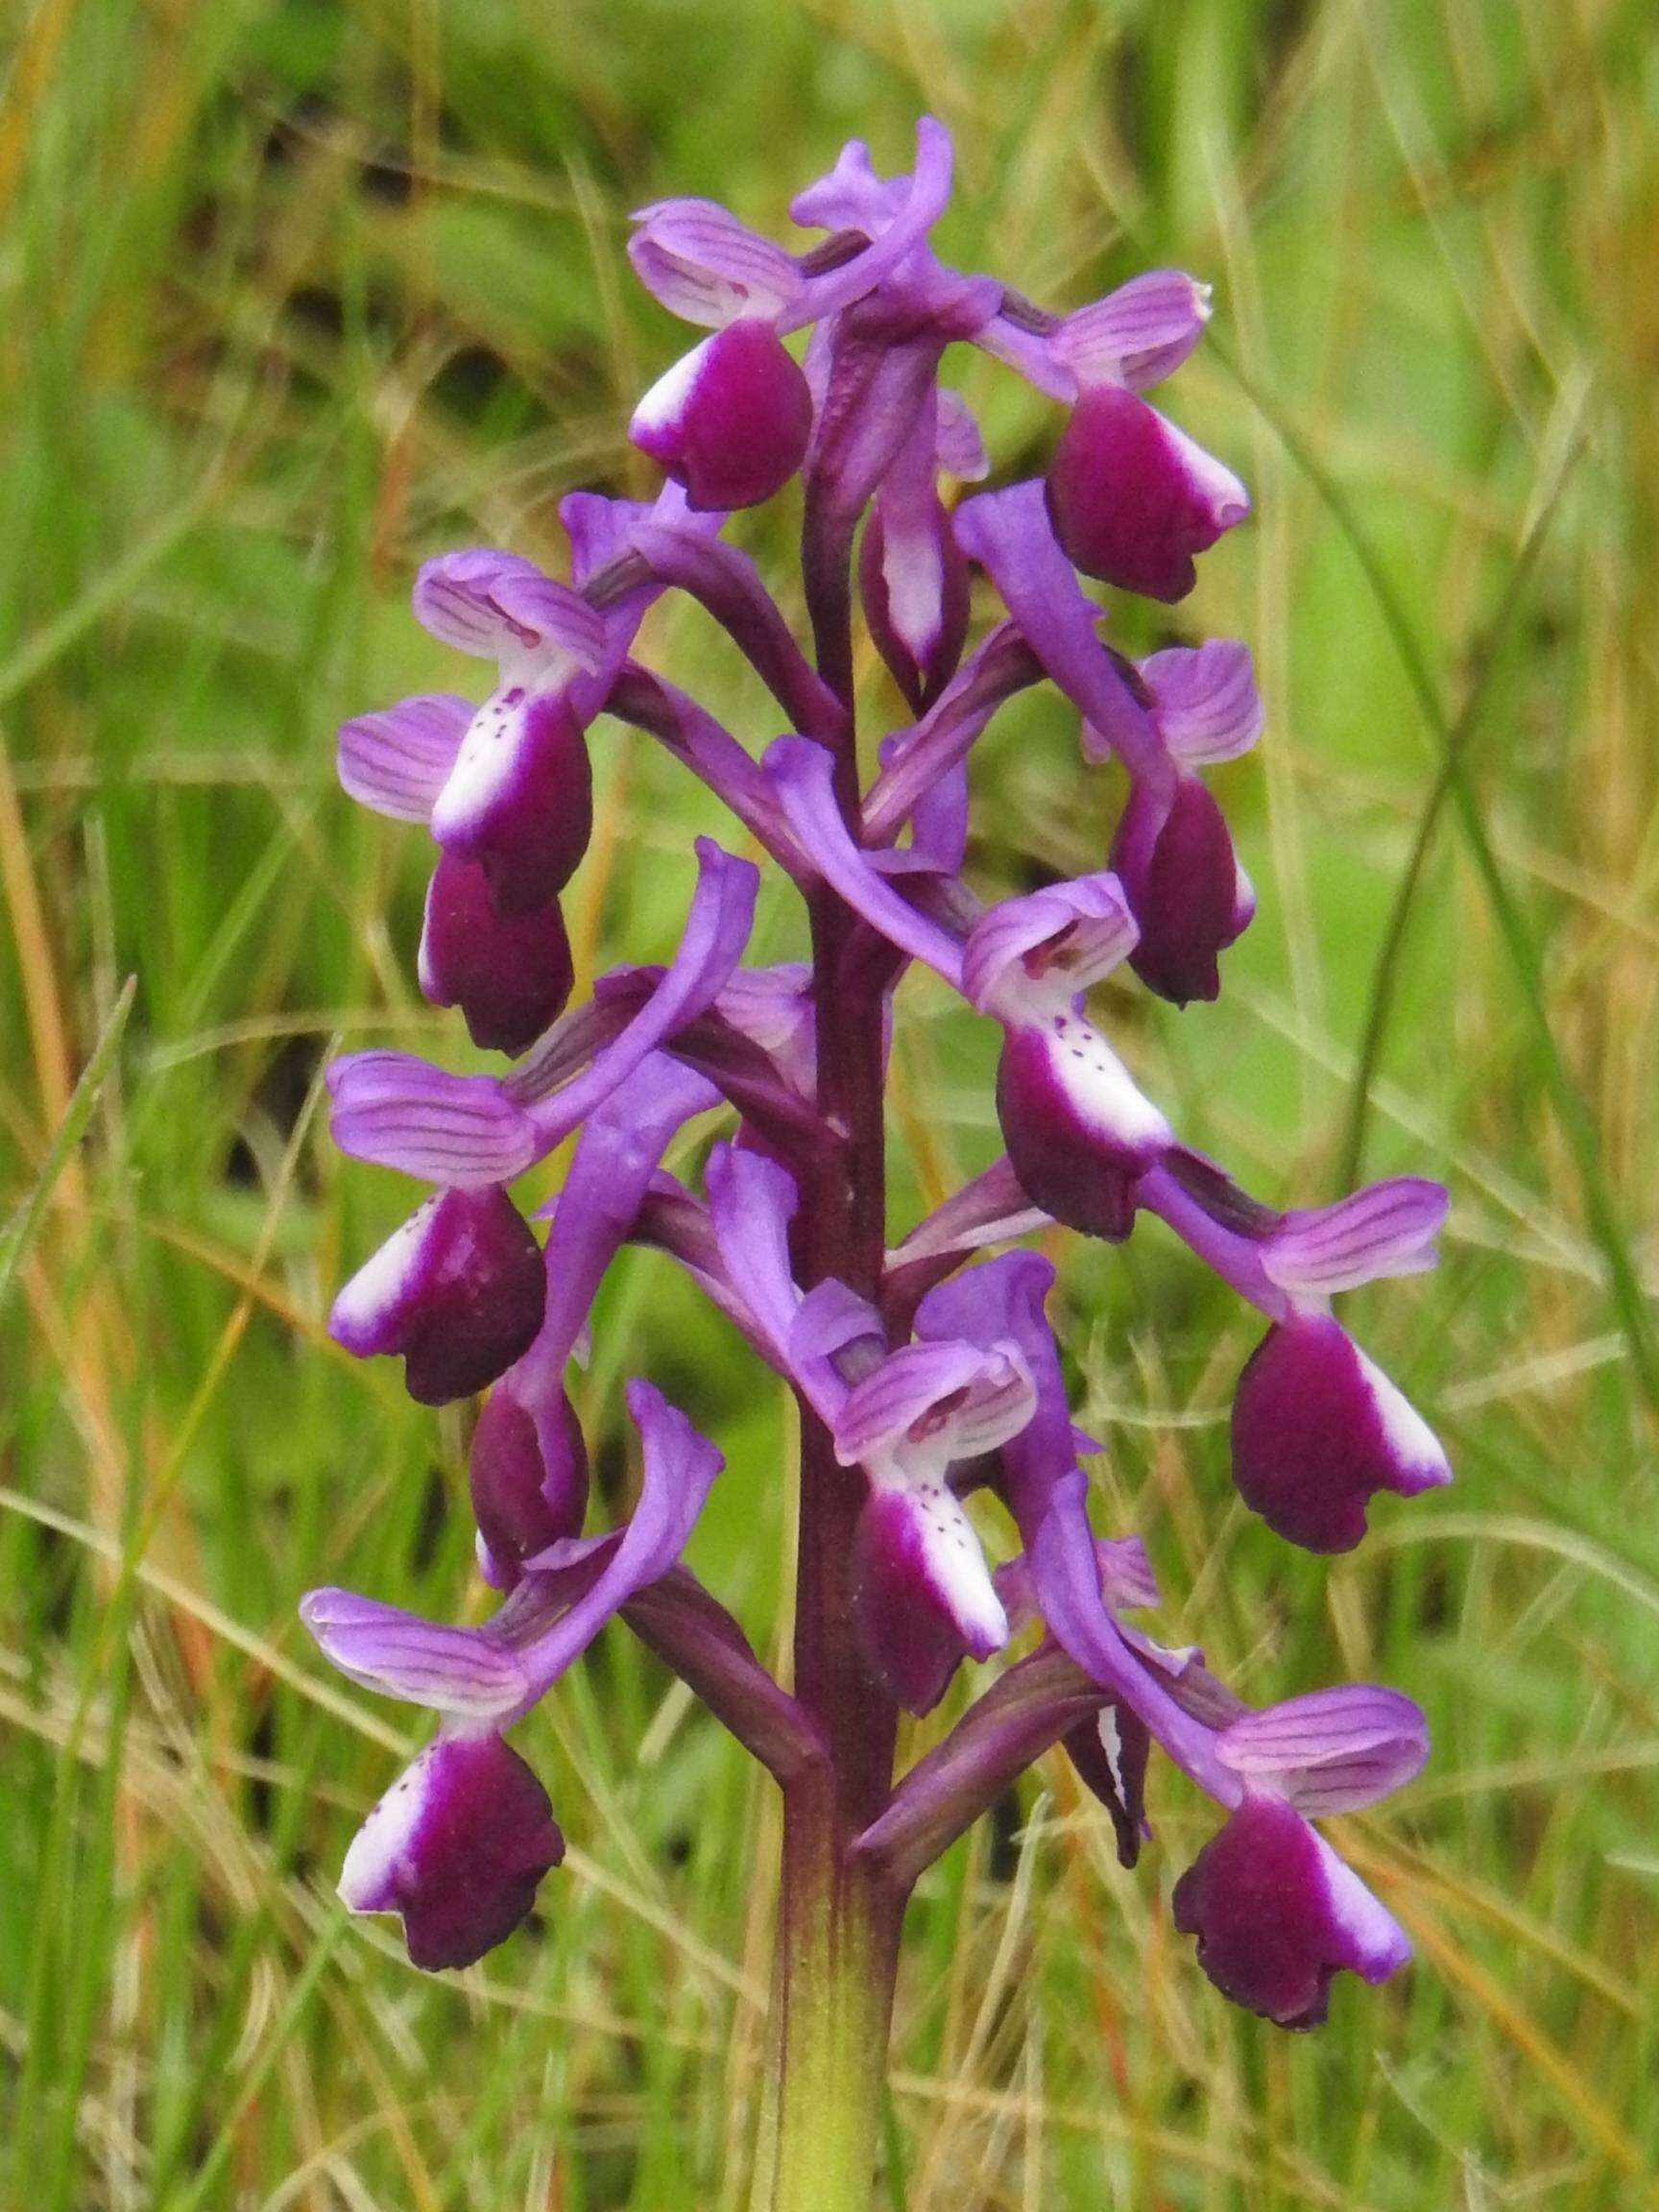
[1046, 384, 1248, 602]
[1171, 1791, 1409, 2029]
[339, 1733, 565, 1972]
[329, 1188, 546, 1407]
[1111, 772, 1253, 1006]
[1231, 1312, 1450, 1553]
[469, 1382, 589, 1586]
[857, 492, 971, 711]
[630, 319, 814, 511]
[429, 689, 593, 917]
[419, 854, 575, 1056]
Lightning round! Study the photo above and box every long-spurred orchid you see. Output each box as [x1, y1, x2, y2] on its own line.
[1139, 1159, 1453, 1549]
[303, 117, 1450, 2208]
[302, 1378, 722, 1965]
[627, 120, 959, 511]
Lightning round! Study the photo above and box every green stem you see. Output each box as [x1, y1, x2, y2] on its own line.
[761, 1770, 903, 2212]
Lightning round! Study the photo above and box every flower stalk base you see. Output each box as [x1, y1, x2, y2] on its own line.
[758, 1790, 902, 2212]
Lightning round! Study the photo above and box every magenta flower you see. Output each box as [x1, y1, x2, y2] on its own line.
[336, 1733, 565, 1973]
[301, 119, 1450, 2199]
[327, 1185, 546, 1406]
[419, 852, 576, 1054]
[1172, 1789, 1410, 2030]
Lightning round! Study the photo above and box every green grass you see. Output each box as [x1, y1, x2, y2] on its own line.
[3, 0, 1658, 2204]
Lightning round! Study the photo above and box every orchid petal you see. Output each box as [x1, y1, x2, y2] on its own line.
[413, 548, 607, 672]
[1047, 390, 1249, 604]
[780, 117, 956, 333]
[715, 962, 817, 1091]
[764, 736, 966, 986]
[300, 1588, 529, 1720]
[1232, 1314, 1451, 1553]
[627, 198, 803, 328]
[851, 1482, 1008, 1712]
[326, 1054, 541, 1186]
[952, 482, 1169, 790]
[428, 687, 594, 914]
[510, 1381, 722, 1700]
[419, 855, 574, 1056]
[509, 838, 759, 1147]
[328, 1185, 545, 1401]
[861, 623, 1043, 846]
[534, 1056, 720, 1366]
[1111, 771, 1253, 1006]
[1216, 1686, 1431, 1815]
[1172, 1793, 1410, 2028]
[337, 1734, 564, 1972]
[1263, 1178, 1449, 1299]
[789, 138, 906, 232]
[832, 1337, 1035, 1470]
[631, 322, 814, 511]
[704, 1142, 805, 1376]
[961, 876, 1140, 1016]
[338, 694, 469, 823]
[1050, 270, 1213, 391]
[935, 388, 989, 480]
[789, 1278, 885, 1368]
[858, 399, 970, 712]
[1139, 640, 1263, 764]
[1064, 1698, 1152, 1866]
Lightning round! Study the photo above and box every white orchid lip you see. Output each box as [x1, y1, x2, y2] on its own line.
[1156, 407, 1251, 526]
[1036, 1013, 1175, 1155]
[1355, 1345, 1451, 1484]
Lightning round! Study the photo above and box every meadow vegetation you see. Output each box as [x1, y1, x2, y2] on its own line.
[2, 0, 1656, 2203]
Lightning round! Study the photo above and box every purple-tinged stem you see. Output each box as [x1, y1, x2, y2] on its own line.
[755, 485, 902, 2212]
[801, 489, 859, 749]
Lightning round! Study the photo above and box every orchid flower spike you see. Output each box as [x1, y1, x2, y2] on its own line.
[305, 118, 1445, 2107]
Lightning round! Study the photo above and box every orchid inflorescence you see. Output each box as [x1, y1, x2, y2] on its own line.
[304, 116, 1448, 2047]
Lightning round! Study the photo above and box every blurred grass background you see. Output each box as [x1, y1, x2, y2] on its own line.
[3, 0, 1658, 2204]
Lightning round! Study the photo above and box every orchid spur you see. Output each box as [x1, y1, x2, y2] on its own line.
[303, 117, 1447, 2209]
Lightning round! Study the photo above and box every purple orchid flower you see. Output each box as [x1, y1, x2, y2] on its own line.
[627, 120, 958, 511]
[328, 1184, 547, 1407]
[304, 120, 1451, 2198]
[1139, 1159, 1453, 1549]
[977, 266, 1249, 599]
[302, 1377, 724, 1965]
[902, 1245, 1423, 2022]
